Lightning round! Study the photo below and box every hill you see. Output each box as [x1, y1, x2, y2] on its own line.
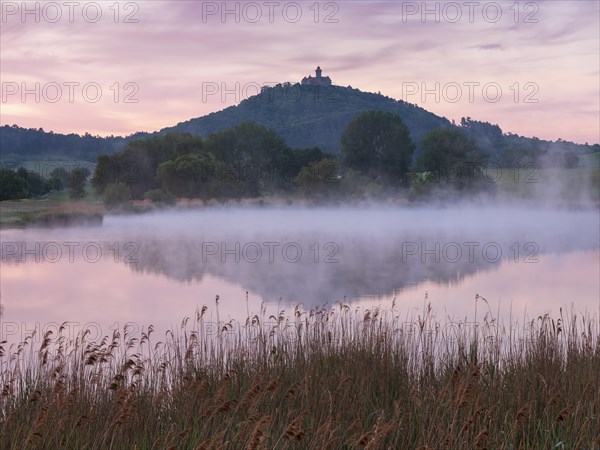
[1, 84, 596, 164]
[157, 84, 451, 153]
[0, 125, 124, 165]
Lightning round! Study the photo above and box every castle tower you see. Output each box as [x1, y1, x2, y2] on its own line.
[301, 66, 332, 86]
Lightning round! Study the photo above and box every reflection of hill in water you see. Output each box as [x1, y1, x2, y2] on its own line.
[2, 207, 598, 305]
[125, 236, 497, 302]
[123, 216, 598, 303]
[114, 207, 598, 303]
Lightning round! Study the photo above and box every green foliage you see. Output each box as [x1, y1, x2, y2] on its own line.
[294, 160, 385, 200]
[204, 122, 295, 195]
[339, 169, 384, 198]
[2, 86, 592, 164]
[160, 84, 451, 153]
[414, 128, 494, 195]
[340, 110, 415, 185]
[16, 167, 52, 197]
[0, 124, 123, 161]
[0, 168, 29, 200]
[68, 168, 89, 200]
[92, 154, 126, 196]
[92, 133, 205, 199]
[496, 143, 544, 168]
[102, 183, 132, 210]
[417, 128, 486, 170]
[289, 147, 328, 169]
[48, 167, 70, 190]
[459, 117, 503, 151]
[143, 189, 176, 205]
[156, 153, 219, 199]
[204, 122, 285, 164]
[0, 166, 90, 201]
[94, 124, 332, 201]
[294, 159, 340, 198]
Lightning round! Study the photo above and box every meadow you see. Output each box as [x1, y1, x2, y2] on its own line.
[1, 301, 598, 449]
[0, 200, 103, 228]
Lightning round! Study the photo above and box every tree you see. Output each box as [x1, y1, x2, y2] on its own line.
[459, 117, 503, 151]
[144, 189, 175, 205]
[48, 167, 70, 190]
[92, 133, 205, 199]
[69, 167, 88, 199]
[415, 128, 492, 193]
[92, 154, 124, 196]
[16, 167, 50, 197]
[340, 110, 415, 185]
[205, 121, 287, 163]
[103, 183, 132, 209]
[284, 147, 328, 183]
[562, 152, 579, 168]
[0, 168, 29, 200]
[204, 122, 294, 195]
[417, 128, 486, 169]
[294, 159, 340, 198]
[157, 153, 220, 199]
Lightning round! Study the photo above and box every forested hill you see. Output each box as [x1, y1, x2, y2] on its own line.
[1, 83, 595, 163]
[157, 84, 452, 152]
[0, 125, 125, 163]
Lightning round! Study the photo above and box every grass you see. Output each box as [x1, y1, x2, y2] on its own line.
[1, 300, 598, 449]
[0, 201, 103, 228]
[0, 184, 102, 228]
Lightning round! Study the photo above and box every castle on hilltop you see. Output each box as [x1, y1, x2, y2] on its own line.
[301, 66, 332, 86]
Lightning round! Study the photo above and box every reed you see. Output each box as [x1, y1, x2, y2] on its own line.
[1, 302, 598, 449]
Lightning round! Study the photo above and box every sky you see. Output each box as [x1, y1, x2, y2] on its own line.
[1, 0, 599, 144]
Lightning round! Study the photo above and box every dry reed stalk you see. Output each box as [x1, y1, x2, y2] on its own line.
[239, 382, 263, 412]
[246, 415, 270, 450]
[285, 381, 302, 399]
[24, 404, 48, 448]
[365, 419, 399, 449]
[473, 428, 488, 449]
[282, 410, 309, 442]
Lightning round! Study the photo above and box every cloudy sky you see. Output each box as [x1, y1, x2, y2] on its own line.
[1, 0, 598, 143]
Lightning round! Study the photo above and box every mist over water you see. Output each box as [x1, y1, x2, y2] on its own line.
[1, 203, 599, 343]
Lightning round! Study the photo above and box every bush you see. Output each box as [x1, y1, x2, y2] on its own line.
[143, 189, 176, 205]
[102, 183, 132, 210]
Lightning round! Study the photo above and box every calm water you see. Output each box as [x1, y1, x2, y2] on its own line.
[1, 205, 599, 345]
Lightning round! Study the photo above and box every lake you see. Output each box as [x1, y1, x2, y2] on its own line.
[1, 204, 599, 345]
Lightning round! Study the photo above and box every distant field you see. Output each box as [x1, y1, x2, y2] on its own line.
[0, 184, 101, 228]
[0, 201, 65, 228]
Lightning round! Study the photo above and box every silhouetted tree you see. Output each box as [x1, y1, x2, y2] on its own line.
[0, 168, 29, 200]
[69, 168, 89, 199]
[340, 110, 414, 186]
[415, 128, 493, 194]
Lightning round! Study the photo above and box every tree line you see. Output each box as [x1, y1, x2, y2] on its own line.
[0, 166, 90, 201]
[1, 110, 590, 205]
[91, 111, 502, 207]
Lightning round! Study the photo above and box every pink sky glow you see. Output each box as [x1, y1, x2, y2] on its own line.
[1, 0, 599, 143]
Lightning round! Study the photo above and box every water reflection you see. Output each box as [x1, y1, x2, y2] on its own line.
[1, 206, 598, 342]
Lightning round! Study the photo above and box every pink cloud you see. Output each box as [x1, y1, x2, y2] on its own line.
[1, 0, 598, 143]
